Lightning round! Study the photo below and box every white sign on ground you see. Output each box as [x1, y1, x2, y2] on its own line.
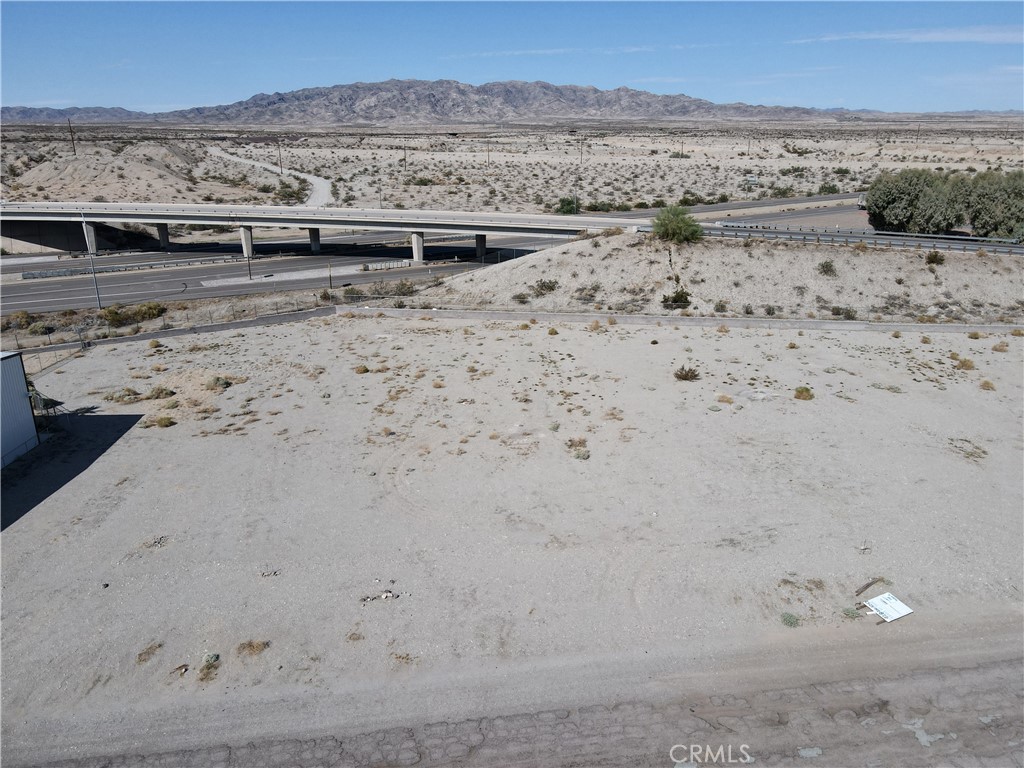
[864, 593, 914, 622]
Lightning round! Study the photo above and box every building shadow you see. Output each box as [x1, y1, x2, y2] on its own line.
[1, 414, 141, 532]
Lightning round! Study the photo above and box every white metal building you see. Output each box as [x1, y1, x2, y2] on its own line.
[2, 351, 39, 467]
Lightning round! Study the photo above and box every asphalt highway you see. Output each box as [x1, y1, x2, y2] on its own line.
[0, 234, 555, 314]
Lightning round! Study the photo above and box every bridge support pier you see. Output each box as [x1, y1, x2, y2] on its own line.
[475, 233, 486, 261]
[308, 228, 321, 255]
[81, 222, 97, 255]
[411, 231, 424, 262]
[240, 225, 254, 280]
[156, 223, 170, 250]
[81, 222, 103, 309]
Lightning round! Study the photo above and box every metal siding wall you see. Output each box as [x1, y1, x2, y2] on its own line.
[2, 355, 39, 466]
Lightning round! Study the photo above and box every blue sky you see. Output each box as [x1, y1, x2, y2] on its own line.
[1, 2, 1021, 113]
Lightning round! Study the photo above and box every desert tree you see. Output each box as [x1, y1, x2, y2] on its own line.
[652, 205, 703, 244]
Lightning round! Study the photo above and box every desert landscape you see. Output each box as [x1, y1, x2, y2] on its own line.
[3, 122, 1020, 219]
[2, 72, 1023, 768]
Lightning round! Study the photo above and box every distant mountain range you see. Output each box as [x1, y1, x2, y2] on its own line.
[2, 79, 1018, 126]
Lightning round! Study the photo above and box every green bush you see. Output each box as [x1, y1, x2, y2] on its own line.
[554, 197, 579, 215]
[925, 250, 945, 265]
[652, 206, 703, 244]
[817, 260, 837, 277]
[661, 286, 691, 309]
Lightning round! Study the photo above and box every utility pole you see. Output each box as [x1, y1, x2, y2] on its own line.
[277, 142, 284, 174]
[67, 119, 77, 157]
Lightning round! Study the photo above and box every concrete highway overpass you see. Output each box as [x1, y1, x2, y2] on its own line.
[0, 202, 640, 261]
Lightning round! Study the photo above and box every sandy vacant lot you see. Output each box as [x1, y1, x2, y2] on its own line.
[2, 304, 1021, 765]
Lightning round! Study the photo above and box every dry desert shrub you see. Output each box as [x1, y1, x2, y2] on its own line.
[1011, 329, 1024, 337]
[980, 380, 996, 391]
[967, 331, 983, 340]
[955, 358, 976, 371]
[548, 328, 559, 335]
[354, 365, 370, 374]
[146, 386, 176, 400]
[104, 387, 142, 404]
[921, 336, 932, 344]
[794, 386, 815, 401]
[787, 342, 799, 349]
[607, 317, 617, 326]
[716, 324, 729, 334]
[674, 366, 701, 381]
[432, 380, 445, 388]
[588, 320, 603, 332]
[992, 341, 1009, 352]
[154, 416, 176, 428]
[717, 394, 734, 404]
[197, 653, 221, 682]
[891, 331, 902, 339]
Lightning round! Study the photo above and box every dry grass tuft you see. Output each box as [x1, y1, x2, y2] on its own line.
[236, 640, 271, 657]
[717, 394, 734, 404]
[354, 365, 370, 374]
[787, 342, 799, 349]
[992, 341, 1009, 352]
[716, 324, 730, 334]
[921, 336, 932, 344]
[891, 331, 902, 339]
[136, 642, 163, 664]
[967, 331, 984, 340]
[432, 380, 445, 388]
[980, 380, 996, 391]
[1012, 329, 1024, 337]
[954, 358, 976, 371]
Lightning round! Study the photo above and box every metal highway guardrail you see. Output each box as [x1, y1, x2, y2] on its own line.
[631, 223, 1024, 256]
